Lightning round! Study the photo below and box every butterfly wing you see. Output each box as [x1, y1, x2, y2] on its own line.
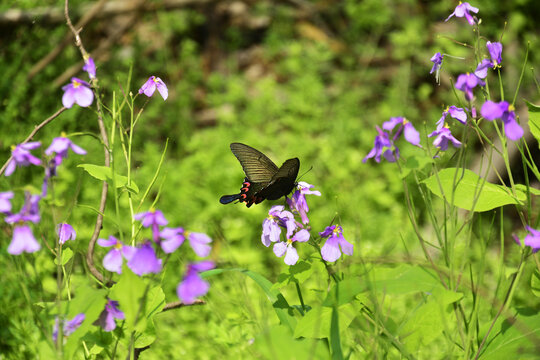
[256, 158, 300, 200]
[230, 143, 278, 183]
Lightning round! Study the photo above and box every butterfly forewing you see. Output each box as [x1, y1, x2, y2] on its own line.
[230, 143, 278, 183]
[257, 158, 300, 200]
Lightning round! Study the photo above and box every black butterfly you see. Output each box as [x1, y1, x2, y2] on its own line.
[220, 143, 300, 207]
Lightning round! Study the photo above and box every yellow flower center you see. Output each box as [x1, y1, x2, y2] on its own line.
[114, 242, 123, 250]
[508, 104, 515, 112]
[72, 79, 81, 88]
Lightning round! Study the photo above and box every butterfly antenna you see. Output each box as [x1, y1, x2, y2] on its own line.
[296, 166, 313, 182]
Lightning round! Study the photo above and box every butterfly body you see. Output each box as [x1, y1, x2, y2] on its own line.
[220, 143, 300, 207]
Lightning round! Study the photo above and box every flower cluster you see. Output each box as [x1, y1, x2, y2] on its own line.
[53, 313, 85, 343]
[98, 209, 214, 304]
[363, 117, 421, 163]
[61, 56, 97, 108]
[513, 226, 540, 253]
[261, 182, 353, 265]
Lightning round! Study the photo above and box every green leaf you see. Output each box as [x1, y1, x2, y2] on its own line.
[400, 154, 433, 178]
[109, 265, 147, 333]
[531, 270, 540, 298]
[525, 99, 540, 147]
[203, 268, 297, 332]
[369, 264, 444, 295]
[399, 288, 463, 352]
[253, 325, 329, 359]
[423, 168, 525, 212]
[330, 307, 343, 360]
[54, 247, 73, 266]
[323, 277, 364, 307]
[479, 308, 540, 359]
[273, 261, 313, 289]
[78, 164, 139, 193]
[514, 184, 540, 196]
[294, 304, 356, 339]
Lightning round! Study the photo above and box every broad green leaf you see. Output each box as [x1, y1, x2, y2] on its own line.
[423, 168, 525, 212]
[531, 270, 540, 298]
[253, 325, 328, 359]
[330, 306, 343, 360]
[525, 99, 540, 146]
[109, 265, 147, 333]
[54, 247, 73, 266]
[369, 264, 443, 295]
[514, 184, 540, 196]
[323, 277, 365, 307]
[78, 164, 139, 193]
[203, 268, 297, 332]
[273, 261, 313, 289]
[401, 154, 433, 178]
[399, 288, 462, 352]
[479, 308, 540, 359]
[134, 321, 156, 348]
[294, 304, 356, 339]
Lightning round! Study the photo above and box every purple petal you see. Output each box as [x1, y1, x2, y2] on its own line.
[0, 191, 14, 213]
[57, 223, 76, 244]
[177, 272, 210, 304]
[8, 225, 41, 255]
[64, 313, 85, 336]
[321, 236, 341, 262]
[155, 78, 168, 100]
[503, 119, 524, 141]
[283, 245, 299, 265]
[127, 243, 162, 276]
[273, 241, 288, 258]
[338, 236, 354, 256]
[103, 249, 123, 274]
[188, 232, 212, 257]
[74, 85, 94, 107]
[191, 261, 215, 272]
[481, 101, 504, 120]
[97, 236, 119, 248]
[382, 117, 404, 131]
[62, 88, 76, 108]
[292, 229, 310, 243]
[403, 122, 421, 147]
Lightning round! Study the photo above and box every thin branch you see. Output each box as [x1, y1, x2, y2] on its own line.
[0, 107, 67, 176]
[162, 299, 205, 312]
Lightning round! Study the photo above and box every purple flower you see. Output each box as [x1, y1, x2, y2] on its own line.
[445, 2, 479, 26]
[45, 137, 87, 168]
[383, 117, 421, 147]
[455, 73, 485, 101]
[127, 242, 162, 276]
[0, 191, 14, 214]
[428, 126, 462, 151]
[273, 229, 310, 265]
[5, 142, 42, 177]
[514, 226, 540, 252]
[138, 76, 168, 101]
[95, 299, 124, 332]
[437, 106, 467, 130]
[319, 225, 353, 262]
[481, 100, 524, 141]
[363, 127, 396, 163]
[53, 313, 85, 342]
[286, 182, 321, 224]
[134, 209, 168, 243]
[487, 41, 503, 66]
[62, 77, 94, 108]
[474, 59, 493, 79]
[430, 52, 444, 74]
[7, 224, 40, 255]
[83, 57, 96, 79]
[187, 232, 212, 257]
[177, 261, 215, 304]
[261, 205, 296, 247]
[57, 223, 76, 245]
[160, 227, 186, 253]
[5, 192, 41, 224]
[97, 236, 136, 274]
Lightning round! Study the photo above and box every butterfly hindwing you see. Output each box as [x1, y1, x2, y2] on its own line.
[257, 158, 300, 200]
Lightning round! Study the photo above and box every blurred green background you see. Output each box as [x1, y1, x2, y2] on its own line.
[0, 0, 539, 358]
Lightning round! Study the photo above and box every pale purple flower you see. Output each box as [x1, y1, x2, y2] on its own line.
[261, 205, 296, 247]
[95, 299, 124, 332]
[273, 229, 310, 265]
[430, 52, 444, 84]
[286, 182, 321, 224]
[363, 126, 396, 163]
[57, 223, 76, 245]
[481, 100, 523, 141]
[160, 227, 186, 253]
[83, 57, 96, 79]
[7, 224, 40, 255]
[428, 126, 462, 151]
[138, 76, 168, 100]
[62, 77, 94, 108]
[5, 192, 41, 224]
[487, 41, 503, 66]
[45, 137, 87, 167]
[177, 261, 215, 304]
[97, 236, 136, 274]
[5, 142, 42, 177]
[455, 73, 485, 101]
[320, 225, 353, 262]
[474, 58, 493, 79]
[437, 106, 467, 130]
[127, 242, 162, 276]
[383, 117, 421, 147]
[0, 191, 14, 213]
[188, 232, 212, 257]
[514, 226, 540, 253]
[53, 313, 85, 342]
[134, 209, 168, 242]
[445, 2, 479, 26]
